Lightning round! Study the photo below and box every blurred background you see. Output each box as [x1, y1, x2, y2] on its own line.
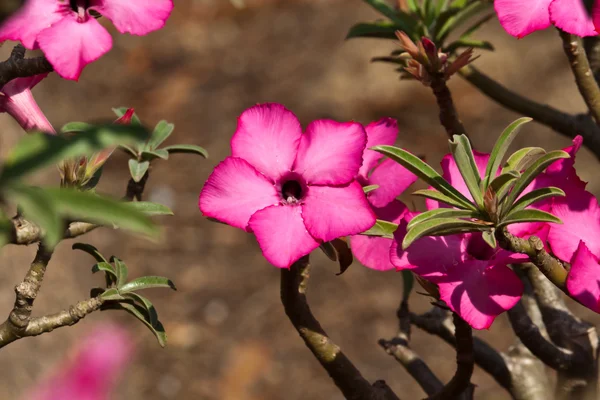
[1, 0, 600, 399]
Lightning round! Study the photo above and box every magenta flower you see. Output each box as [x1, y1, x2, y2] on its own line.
[495, 0, 600, 38]
[24, 324, 132, 400]
[199, 103, 376, 269]
[350, 118, 417, 271]
[0, 0, 173, 80]
[0, 74, 55, 134]
[391, 215, 525, 329]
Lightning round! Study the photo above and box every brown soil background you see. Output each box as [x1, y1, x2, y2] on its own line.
[1, 1, 600, 399]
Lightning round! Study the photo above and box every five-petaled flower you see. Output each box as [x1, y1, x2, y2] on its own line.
[495, 0, 600, 38]
[0, 0, 173, 80]
[199, 103, 376, 269]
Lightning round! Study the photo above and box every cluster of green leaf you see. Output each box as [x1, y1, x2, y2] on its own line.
[363, 118, 568, 250]
[74, 243, 176, 347]
[112, 108, 208, 182]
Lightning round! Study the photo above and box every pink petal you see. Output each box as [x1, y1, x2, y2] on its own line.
[302, 181, 376, 242]
[0, 0, 62, 49]
[114, 108, 135, 125]
[37, 16, 113, 81]
[231, 103, 302, 181]
[350, 200, 407, 271]
[494, 0, 552, 38]
[358, 118, 398, 180]
[437, 260, 523, 330]
[566, 241, 600, 313]
[0, 75, 55, 134]
[548, 190, 600, 262]
[25, 324, 132, 400]
[367, 158, 417, 208]
[550, 0, 597, 37]
[248, 205, 320, 268]
[89, 0, 173, 35]
[294, 120, 367, 186]
[199, 157, 279, 231]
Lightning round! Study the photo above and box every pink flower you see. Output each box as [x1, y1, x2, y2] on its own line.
[350, 118, 417, 271]
[24, 324, 132, 400]
[199, 103, 376, 269]
[391, 215, 525, 329]
[566, 241, 600, 312]
[495, 0, 600, 38]
[0, 0, 173, 80]
[0, 74, 55, 134]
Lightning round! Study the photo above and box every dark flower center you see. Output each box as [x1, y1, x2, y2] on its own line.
[281, 180, 303, 203]
[466, 233, 496, 261]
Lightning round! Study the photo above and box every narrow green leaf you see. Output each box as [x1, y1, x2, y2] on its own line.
[403, 218, 490, 249]
[46, 188, 158, 238]
[127, 202, 173, 216]
[92, 262, 118, 287]
[61, 121, 93, 133]
[489, 170, 520, 195]
[346, 21, 400, 40]
[120, 144, 139, 158]
[482, 230, 496, 248]
[483, 117, 532, 191]
[437, 1, 490, 41]
[123, 292, 159, 327]
[508, 187, 565, 213]
[100, 288, 125, 301]
[362, 0, 418, 31]
[405, 0, 419, 12]
[372, 145, 476, 210]
[112, 107, 142, 126]
[444, 38, 494, 53]
[6, 185, 61, 248]
[112, 257, 128, 287]
[412, 189, 473, 210]
[361, 219, 398, 239]
[459, 12, 494, 38]
[163, 144, 208, 158]
[72, 243, 109, 263]
[128, 159, 149, 183]
[407, 208, 480, 230]
[141, 149, 169, 161]
[402, 270, 414, 301]
[109, 301, 167, 347]
[119, 276, 177, 293]
[148, 120, 174, 149]
[501, 147, 546, 174]
[449, 134, 483, 207]
[503, 150, 570, 209]
[499, 209, 562, 228]
[363, 185, 379, 194]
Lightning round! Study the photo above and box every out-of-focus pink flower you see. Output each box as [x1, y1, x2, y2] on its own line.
[495, 0, 600, 38]
[24, 324, 133, 400]
[0, 74, 55, 134]
[391, 215, 526, 329]
[199, 103, 376, 268]
[0, 0, 173, 80]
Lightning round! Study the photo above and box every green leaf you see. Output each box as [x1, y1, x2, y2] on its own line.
[444, 38, 493, 53]
[119, 276, 177, 293]
[92, 262, 118, 287]
[363, 185, 379, 194]
[128, 159, 149, 183]
[346, 21, 400, 40]
[46, 188, 158, 238]
[112, 257, 129, 287]
[0, 125, 148, 184]
[436, 1, 490, 42]
[501, 147, 546, 174]
[402, 270, 414, 301]
[361, 219, 398, 239]
[483, 117, 532, 191]
[120, 144, 139, 157]
[403, 218, 490, 249]
[499, 209, 562, 229]
[372, 145, 476, 210]
[141, 149, 169, 161]
[100, 288, 125, 301]
[61, 121, 93, 134]
[148, 120, 174, 149]
[503, 150, 570, 210]
[109, 301, 167, 347]
[459, 12, 494, 38]
[488, 170, 520, 195]
[163, 144, 208, 158]
[508, 187, 565, 213]
[412, 189, 473, 210]
[127, 202, 173, 216]
[407, 208, 480, 230]
[123, 292, 159, 327]
[72, 243, 109, 263]
[6, 185, 62, 248]
[482, 230, 496, 248]
[449, 134, 483, 207]
[405, 0, 419, 12]
[112, 107, 142, 126]
[362, 0, 418, 32]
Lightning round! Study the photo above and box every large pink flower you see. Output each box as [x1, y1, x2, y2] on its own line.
[0, 0, 173, 80]
[199, 103, 376, 269]
[0, 74, 55, 134]
[495, 0, 600, 38]
[391, 215, 525, 329]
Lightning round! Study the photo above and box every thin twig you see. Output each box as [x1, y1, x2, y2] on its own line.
[281, 256, 399, 400]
